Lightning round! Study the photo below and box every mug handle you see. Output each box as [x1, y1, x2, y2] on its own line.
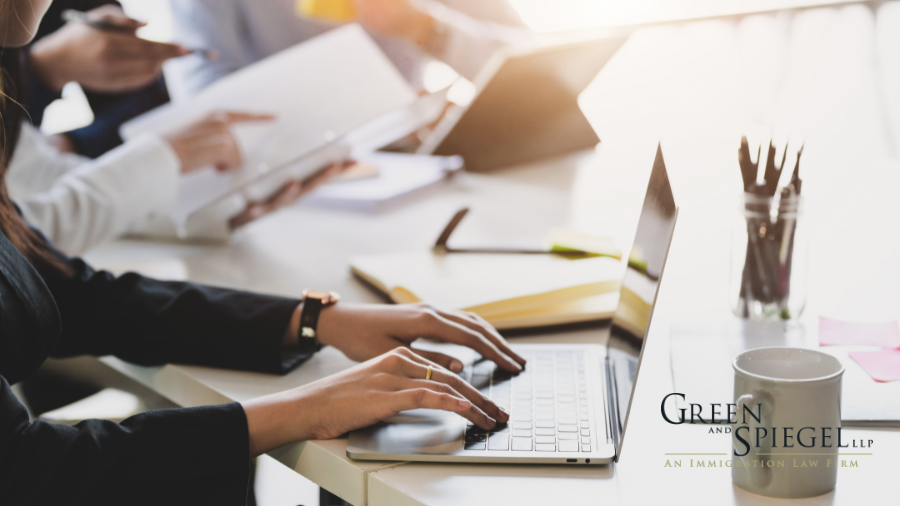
[736, 391, 774, 488]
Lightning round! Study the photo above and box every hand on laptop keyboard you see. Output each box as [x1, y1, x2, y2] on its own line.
[313, 303, 528, 373]
[462, 352, 592, 453]
[244, 347, 512, 448]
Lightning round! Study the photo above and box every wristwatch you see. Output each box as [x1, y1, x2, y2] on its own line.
[297, 290, 340, 353]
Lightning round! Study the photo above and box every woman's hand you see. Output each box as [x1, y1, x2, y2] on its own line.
[29, 5, 188, 92]
[227, 162, 347, 229]
[242, 347, 510, 457]
[162, 112, 275, 173]
[287, 302, 527, 373]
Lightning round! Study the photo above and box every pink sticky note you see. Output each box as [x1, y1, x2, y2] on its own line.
[849, 349, 900, 382]
[819, 317, 900, 348]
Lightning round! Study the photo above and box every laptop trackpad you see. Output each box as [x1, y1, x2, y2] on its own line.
[347, 409, 464, 455]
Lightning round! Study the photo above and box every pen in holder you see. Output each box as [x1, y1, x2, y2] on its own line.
[730, 138, 808, 320]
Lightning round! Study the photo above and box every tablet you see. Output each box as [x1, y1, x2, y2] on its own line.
[173, 88, 449, 229]
[419, 36, 627, 172]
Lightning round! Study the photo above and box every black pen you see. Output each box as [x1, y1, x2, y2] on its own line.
[61, 9, 216, 59]
[432, 208, 599, 259]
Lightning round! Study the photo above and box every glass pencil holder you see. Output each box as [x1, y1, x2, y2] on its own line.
[729, 193, 808, 320]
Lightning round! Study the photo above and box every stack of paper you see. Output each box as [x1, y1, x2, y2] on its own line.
[304, 152, 463, 212]
[351, 252, 624, 329]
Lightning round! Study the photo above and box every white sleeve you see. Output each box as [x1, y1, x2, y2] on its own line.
[129, 193, 244, 243]
[8, 130, 182, 255]
[6, 123, 87, 198]
[421, 0, 531, 80]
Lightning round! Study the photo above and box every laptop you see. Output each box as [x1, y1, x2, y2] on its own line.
[418, 36, 626, 173]
[347, 145, 677, 465]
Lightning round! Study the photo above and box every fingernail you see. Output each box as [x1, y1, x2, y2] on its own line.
[498, 408, 510, 422]
[458, 399, 471, 409]
[487, 417, 497, 428]
[450, 360, 463, 373]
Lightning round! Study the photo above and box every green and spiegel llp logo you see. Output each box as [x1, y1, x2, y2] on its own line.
[658, 393, 873, 468]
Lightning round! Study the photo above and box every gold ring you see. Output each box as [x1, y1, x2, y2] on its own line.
[425, 365, 433, 381]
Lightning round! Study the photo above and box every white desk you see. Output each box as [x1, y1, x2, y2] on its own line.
[73, 141, 900, 505]
[360, 149, 900, 505]
[357, 136, 900, 504]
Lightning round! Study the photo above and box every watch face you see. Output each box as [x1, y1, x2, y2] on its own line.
[304, 290, 330, 300]
[303, 290, 341, 305]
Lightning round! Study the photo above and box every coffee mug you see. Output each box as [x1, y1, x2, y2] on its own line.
[731, 347, 844, 498]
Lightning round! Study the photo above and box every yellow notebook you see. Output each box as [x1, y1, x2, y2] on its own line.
[351, 252, 624, 329]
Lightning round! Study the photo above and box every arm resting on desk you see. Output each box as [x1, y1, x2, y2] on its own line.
[41, 254, 306, 375]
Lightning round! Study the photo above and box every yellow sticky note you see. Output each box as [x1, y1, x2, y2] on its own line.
[297, 0, 357, 22]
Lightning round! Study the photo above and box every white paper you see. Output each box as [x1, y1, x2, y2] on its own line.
[303, 152, 463, 212]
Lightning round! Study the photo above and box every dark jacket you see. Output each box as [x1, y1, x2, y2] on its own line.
[0, 227, 308, 504]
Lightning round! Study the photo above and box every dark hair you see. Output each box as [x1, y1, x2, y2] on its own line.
[0, 47, 71, 275]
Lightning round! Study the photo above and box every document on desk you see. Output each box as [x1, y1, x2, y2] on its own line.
[120, 24, 444, 227]
[303, 153, 463, 212]
[351, 252, 623, 329]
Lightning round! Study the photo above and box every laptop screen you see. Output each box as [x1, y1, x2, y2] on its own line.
[608, 145, 678, 460]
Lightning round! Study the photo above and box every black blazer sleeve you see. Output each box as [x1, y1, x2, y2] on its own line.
[42, 256, 309, 375]
[0, 226, 293, 504]
[0, 375, 251, 505]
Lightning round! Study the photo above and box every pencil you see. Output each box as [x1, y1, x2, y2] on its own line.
[60, 9, 215, 59]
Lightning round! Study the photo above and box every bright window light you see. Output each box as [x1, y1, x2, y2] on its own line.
[423, 60, 460, 93]
[119, 0, 174, 42]
[509, 0, 863, 32]
[447, 78, 477, 106]
[40, 82, 94, 136]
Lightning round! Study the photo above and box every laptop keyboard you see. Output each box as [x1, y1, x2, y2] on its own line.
[462, 351, 593, 453]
